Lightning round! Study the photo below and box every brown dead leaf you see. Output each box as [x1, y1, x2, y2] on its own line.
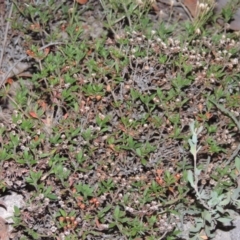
[0, 217, 9, 240]
[38, 100, 48, 111]
[106, 84, 111, 92]
[183, 0, 198, 17]
[168, 186, 175, 194]
[6, 78, 13, 85]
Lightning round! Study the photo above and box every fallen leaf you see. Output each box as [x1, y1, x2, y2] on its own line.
[205, 112, 212, 120]
[6, 78, 13, 85]
[108, 144, 116, 151]
[26, 49, 36, 58]
[183, 0, 198, 17]
[96, 95, 102, 101]
[156, 169, 164, 176]
[38, 100, 48, 111]
[229, 8, 240, 31]
[168, 186, 175, 194]
[106, 84, 111, 92]
[0, 217, 9, 240]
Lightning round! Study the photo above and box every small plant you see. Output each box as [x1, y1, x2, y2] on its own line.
[25, 170, 43, 191]
[99, 0, 152, 35]
[193, 0, 215, 31]
[187, 121, 240, 239]
[1, 0, 240, 239]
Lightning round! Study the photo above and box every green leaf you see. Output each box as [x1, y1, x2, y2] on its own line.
[235, 157, 240, 172]
[14, 206, 21, 216]
[195, 168, 201, 176]
[231, 188, 240, 200]
[75, 183, 94, 198]
[199, 189, 210, 200]
[219, 192, 231, 206]
[136, 148, 142, 157]
[208, 198, 219, 207]
[196, 126, 203, 135]
[114, 205, 120, 219]
[187, 170, 195, 188]
[216, 206, 224, 213]
[205, 224, 216, 238]
[202, 210, 211, 224]
[59, 209, 67, 217]
[217, 217, 232, 225]
[109, 222, 117, 228]
[189, 219, 203, 233]
[46, 193, 58, 200]
[119, 217, 130, 223]
[26, 229, 39, 240]
[97, 205, 112, 219]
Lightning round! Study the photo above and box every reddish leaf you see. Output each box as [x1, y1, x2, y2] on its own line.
[38, 100, 48, 111]
[26, 50, 35, 58]
[6, 78, 13, 85]
[76, 0, 88, 4]
[29, 111, 38, 119]
[205, 112, 212, 120]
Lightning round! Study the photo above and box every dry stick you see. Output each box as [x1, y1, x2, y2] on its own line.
[0, 2, 13, 68]
[209, 99, 240, 166]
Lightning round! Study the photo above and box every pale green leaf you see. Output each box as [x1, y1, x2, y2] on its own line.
[235, 157, 240, 172]
[187, 170, 195, 188]
[202, 210, 211, 223]
[217, 217, 232, 225]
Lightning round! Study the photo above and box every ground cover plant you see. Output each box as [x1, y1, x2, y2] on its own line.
[1, 0, 240, 239]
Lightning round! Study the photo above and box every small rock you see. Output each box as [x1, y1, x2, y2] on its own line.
[0, 191, 25, 234]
